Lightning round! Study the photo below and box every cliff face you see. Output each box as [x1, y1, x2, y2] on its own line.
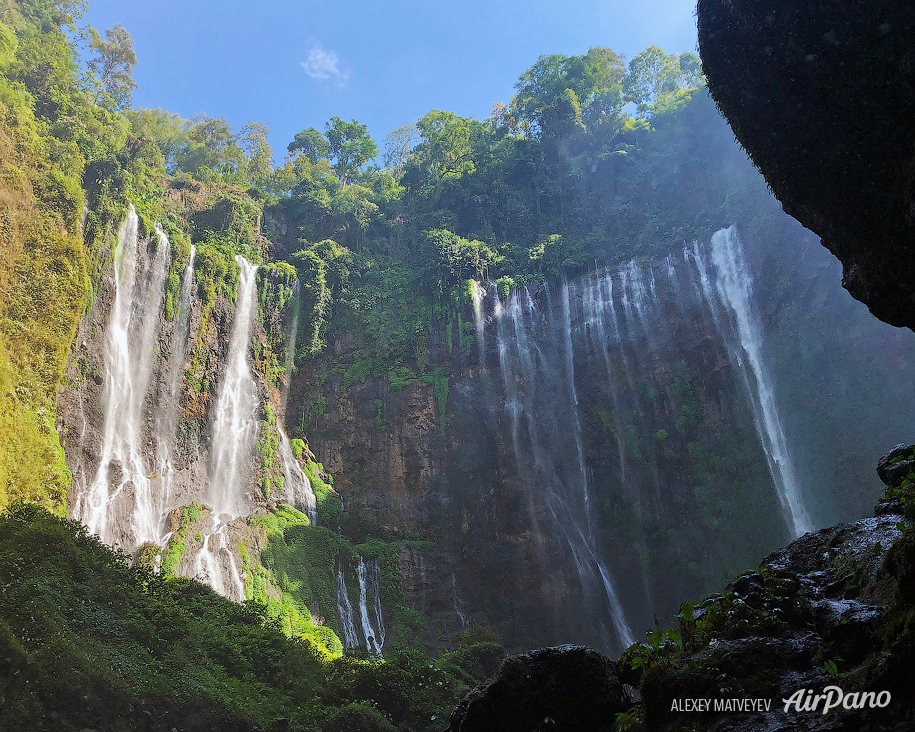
[451, 454, 915, 731]
[58, 192, 915, 660]
[290, 211, 915, 654]
[696, 0, 915, 329]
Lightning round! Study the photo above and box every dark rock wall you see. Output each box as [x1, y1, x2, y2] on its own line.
[697, 0, 915, 329]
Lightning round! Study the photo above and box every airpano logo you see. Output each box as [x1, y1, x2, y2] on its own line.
[782, 686, 891, 714]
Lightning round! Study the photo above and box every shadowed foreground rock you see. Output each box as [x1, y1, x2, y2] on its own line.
[451, 448, 915, 731]
[448, 645, 626, 732]
[696, 0, 915, 330]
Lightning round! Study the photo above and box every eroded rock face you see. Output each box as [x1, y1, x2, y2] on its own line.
[697, 0, 915, 329]
[448, 645, 626, 732]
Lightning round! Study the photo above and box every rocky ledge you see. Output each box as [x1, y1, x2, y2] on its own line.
[696, 0, 915, 330]
[450, 445, 915, 731]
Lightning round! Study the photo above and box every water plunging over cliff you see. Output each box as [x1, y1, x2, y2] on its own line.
[80, 208, 170, 547]
[704, 227, 813, 536]
[493, 284, 636, 650]
[335, 563, 359, 650]
[278, 425, 316, 520]
[358, 557, 385, 657]
[466, 226, 814, 653]
[209, 256, 260, 519]
[155, 244, 196, 516]
[333, 557, 385, 656]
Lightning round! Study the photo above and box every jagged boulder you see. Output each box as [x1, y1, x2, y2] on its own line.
[696, 0, 915, 329]
[636, 508, 914, 730]
[876, 444, 915, 487]
[448, 645, 626, 732]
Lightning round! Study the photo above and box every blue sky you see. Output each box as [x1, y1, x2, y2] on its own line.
[80, 0, 698, 162]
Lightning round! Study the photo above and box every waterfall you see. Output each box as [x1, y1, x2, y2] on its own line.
[281, 279, 300, 413]
[82, 207, 170, 547]
[277, 424, 316, 520]
[706, 227, 813, 536]
[274, 278, 316, 519]
[472, 280, 486, 359]
[452, 572, 468, 629]
[335, 563, 359, 650]
[194, 515, 245, 601]
[155, 243, 196, 517]
[209, 256, 260, 518]
[494, 284, 635, 650]
[357, 557, 385, 657]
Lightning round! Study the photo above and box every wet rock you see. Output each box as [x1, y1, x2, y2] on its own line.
[106, 460, 123, 491]
[814, 597, 886, 665]
[876, 444, 915, 487]
[449, 645, 625, 732]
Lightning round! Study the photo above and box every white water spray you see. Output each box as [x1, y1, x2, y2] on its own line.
[494, 285, 635, 650]
[83, 208, 169, 546]
[472, 280, 486, 360]
[209, 256, 260, 518]
[335, 564, 359, 650]
[357, 557, 385, 656]
[708, 227, 813, 536]
[155, 244, 196, 517]
[277, 424, 316, 520]
[194, 515, 245, 601]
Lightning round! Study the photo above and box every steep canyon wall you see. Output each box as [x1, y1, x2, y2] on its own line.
[58, 203, 915, 657]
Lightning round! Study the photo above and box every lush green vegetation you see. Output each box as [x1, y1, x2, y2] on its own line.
[0, 503, 505, 731]
[0, 0, 756, 516]
[0, 0, 795, 726]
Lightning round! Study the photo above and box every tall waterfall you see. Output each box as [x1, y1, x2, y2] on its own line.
[493, 284, 635, 650]
[705, 227, 813, 536]
[469, 225, 817, 653]
[81, 208, 170, 547]
[335, 563, 359, 650]
[209, 256, 260, 518]
[333, 558, 385, 656]
[155, 244, 196, 514]
[276, 280, 316, 520]
[357, 557, 385, 657]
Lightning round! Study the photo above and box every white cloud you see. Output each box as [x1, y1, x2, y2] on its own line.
[300, 41, 347, 84]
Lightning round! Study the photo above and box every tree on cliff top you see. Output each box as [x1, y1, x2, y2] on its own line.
[325, 116, 378, 187]
[86, 23, 137, 111]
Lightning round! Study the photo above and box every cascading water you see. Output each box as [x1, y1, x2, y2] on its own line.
[451, 572, 468, 629]
[335, 563, 359, 650]
[472, 225, 822, 652]
[209, 256, 260, 519]
[278, 424, 316, 520]
[281, 280, 301, 413]
[357, 557, 385, 657]
[705, 227, 813, 536]
[472, 281, 487, 358]
[80, 207, 170, 547]
[194, 515, 245, 601]
[494, 284, 635, 650]
[154, 244, 196, 517]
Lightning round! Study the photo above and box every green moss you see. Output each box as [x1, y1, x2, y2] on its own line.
[161, 502, 205, 576]
[422, 366, 450, 433]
